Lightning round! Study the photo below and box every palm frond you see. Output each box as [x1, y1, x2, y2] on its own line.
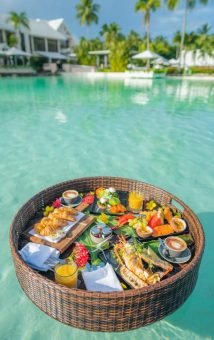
[165, 0, 179, 10]
[187, 0, 196, 10]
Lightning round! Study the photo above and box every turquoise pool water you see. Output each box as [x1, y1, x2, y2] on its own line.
[0, 76, 214, 339]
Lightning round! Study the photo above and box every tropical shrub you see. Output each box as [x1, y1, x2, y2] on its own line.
[8, 33, 18, 47]
[74, 37, 102, 66]
[152, 35, 176, 59]
[189, 66, 214, 74]
[109, 40, 129, 72]
[30, 56, 47, 72]
[166, 67, 184, 75]
[153, 68, 166, 74]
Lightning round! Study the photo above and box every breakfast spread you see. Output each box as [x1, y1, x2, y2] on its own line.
[22, 186, 194, 291]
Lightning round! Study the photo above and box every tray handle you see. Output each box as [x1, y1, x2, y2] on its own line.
[170, 197, 186, 213]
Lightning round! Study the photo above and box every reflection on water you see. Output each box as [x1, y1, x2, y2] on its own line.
[55, 111, 67, 123]
[170, 81, 213, 102]
[124, 77, 214, 105]
[131, 93, 150, 105]
[124, 78, 153, 88]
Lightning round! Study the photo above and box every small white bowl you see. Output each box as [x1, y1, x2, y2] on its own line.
[170, 217, 186, 233]
[136, 226, 153, 238]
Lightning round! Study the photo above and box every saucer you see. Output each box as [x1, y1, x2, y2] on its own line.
[60, 196, 82, 208]
[158, 244, 191, 264]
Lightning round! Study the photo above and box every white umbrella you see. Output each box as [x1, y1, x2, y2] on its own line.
[6, 47, 31, 57]
[153, 56, 169, 66]
[132, 50, 161, 60]
[169, 58, 179, 66]
[69, 52, 77, 58]
[0, 50, 7, 56]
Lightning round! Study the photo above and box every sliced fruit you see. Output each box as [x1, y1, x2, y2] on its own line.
[96, 187, 106, 198]
[152, 224, 174, 237]
[148, 209, 164, 229]
[163, 206, 173, 223]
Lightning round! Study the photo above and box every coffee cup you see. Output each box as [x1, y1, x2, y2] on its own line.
[62, 190, 79, 204]
[164, 236, 187, 257]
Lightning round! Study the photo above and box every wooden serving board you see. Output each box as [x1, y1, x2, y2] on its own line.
[22, 202, 94, 254]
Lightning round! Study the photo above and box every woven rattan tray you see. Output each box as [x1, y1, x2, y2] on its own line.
[10, 176, 204, 332]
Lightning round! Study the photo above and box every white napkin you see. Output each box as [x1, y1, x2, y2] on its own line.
[82, 263, 123, 292]
[19, 242, 60, 271]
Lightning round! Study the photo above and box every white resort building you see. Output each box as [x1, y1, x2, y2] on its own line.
[180, 50, 214, 67]
[0, 14, 74, 61]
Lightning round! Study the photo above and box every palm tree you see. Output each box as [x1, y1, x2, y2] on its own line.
[173, 30, 182, 58]
[7, 11, 29, 46]
[76, 0, 100, 38]
[100, 22, 122, 47]
[152, 35, 175, 58]
[135, 0, 161, 50]
[196, 23, 213, 58]
[126, 30, 142, 52]
[8, 34, 19, 48]
[165, 0, 209, 66]
[197, 23, 211, 35]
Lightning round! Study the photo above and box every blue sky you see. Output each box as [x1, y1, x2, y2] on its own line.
[0, 0, 213, 41]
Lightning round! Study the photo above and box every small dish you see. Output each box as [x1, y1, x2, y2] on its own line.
[158, 244, 191, 264]
[90, 224, 112, 244]
[170, 217, 186, 233]
[136, 226, 153, 238]
[60, 196, 82, 208]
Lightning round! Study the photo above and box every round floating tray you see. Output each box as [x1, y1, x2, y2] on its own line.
[10, 176, 204, 332]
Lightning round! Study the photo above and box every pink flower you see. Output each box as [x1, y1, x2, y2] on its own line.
[82, 194, 94, 205]
[52, 198, 62, 208]
[72, 243, 90, 268]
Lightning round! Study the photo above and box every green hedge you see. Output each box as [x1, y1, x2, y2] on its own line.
[189, 67, 214, 74]
[154, 68, 166, 74]
[166, 66, 214, 75]
[166, 67, 184, 75]
[30, 56, 47, 72]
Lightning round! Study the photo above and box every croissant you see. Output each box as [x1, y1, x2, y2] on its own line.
[50, 217, 68, 227]
[34, 222, 45, 234]
[53, 207, 77, 216]
[63, 207, 77, 215]
[40, 217, 64, 228]
[40, 217, 53, 227]
[52, 212, 76, 222]
[40, 225, 57, 236]
[43, 215, 68, 227]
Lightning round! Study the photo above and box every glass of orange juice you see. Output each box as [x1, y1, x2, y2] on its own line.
[128, 191, 144, 212]
[54, 262, 78, 288]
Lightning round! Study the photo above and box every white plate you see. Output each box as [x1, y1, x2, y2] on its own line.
[29, 211, 85, 243]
